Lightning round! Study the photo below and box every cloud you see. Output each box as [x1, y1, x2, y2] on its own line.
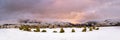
[0, 0, 120, 23]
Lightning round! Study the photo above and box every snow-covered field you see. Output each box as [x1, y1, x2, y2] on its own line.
[0, 27, 120, 40]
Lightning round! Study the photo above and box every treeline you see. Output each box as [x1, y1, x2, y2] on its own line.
[1, 20, 120, 29]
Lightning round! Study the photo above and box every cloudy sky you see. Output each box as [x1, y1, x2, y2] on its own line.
[0, 0, 120, 23]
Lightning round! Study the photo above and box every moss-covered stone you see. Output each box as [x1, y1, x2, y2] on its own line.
[34, 27, 40, 32]
[95, 27, 99, 30]
[89, 27, 93, 31]
[60, 28, 65, 33]
[71, 29, 75, 32]
[41, 30, 47, 32]
[53, 30, 57, 33]
[19, 27, 23, 30]
[82, 28, 87, 32]
[93, 26, 96, 29]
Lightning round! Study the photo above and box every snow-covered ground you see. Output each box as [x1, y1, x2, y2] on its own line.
[0, 27, 120, 40]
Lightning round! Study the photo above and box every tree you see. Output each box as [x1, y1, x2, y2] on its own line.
[71, 29, 75, 32]
[60, 28, 65, 33]
[114, 22, 120, 26]
[0, 26, 1, 28]
[86, 21, 98, 26]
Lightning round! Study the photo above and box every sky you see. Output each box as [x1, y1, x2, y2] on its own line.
[0, 0, 120, 23]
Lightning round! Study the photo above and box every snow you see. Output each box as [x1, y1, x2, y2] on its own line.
[0, 27, 120, 40]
